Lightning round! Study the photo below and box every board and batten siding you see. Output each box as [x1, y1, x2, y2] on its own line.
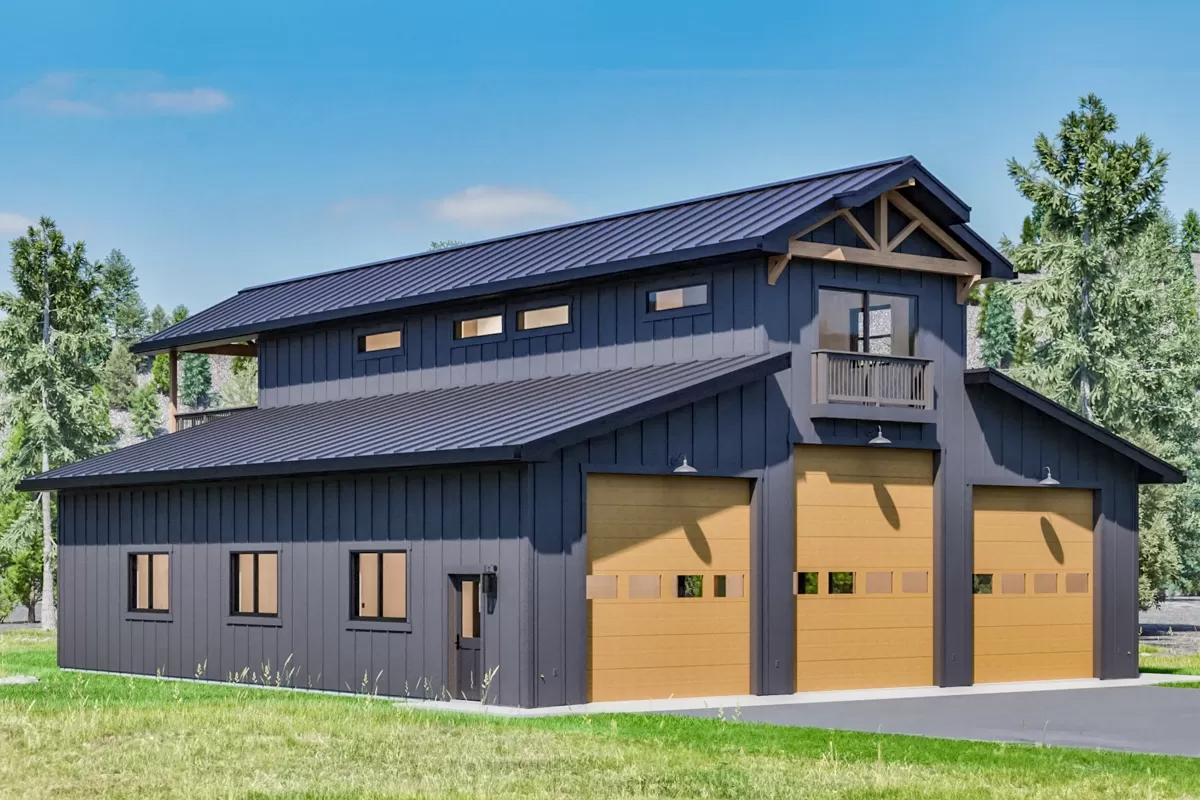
[256, 257, 768, 407]
[57, 466, 532, 707]
[962, 383, 1141, 680]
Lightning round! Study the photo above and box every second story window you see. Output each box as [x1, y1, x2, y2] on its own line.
[517, 304, 570, 331]
[130, 552, 170, 613]
[357, 328, 403, 353]
[647, 283, 707, 313]
[818, 288, 915, 357]
[454, 314, 503, 340]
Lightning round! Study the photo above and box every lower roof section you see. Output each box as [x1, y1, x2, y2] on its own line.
[22, 352, 790, 491]
[965, 368, 1184, 484]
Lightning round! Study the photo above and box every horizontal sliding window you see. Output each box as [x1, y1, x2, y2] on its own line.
[357, 329, 403, 353]
[517, 304, 570, 331]
[353, 551, 408, 621]
[454, 314, 503, 340]
[130, 553, 170, 612]
[647, 283, 707, 313]
[232, 552, 279, 616]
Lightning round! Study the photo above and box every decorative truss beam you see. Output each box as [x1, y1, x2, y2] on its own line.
[766, 191, 981, 304]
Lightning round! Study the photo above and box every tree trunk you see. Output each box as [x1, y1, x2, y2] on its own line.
[39, 270, 56, 631]
[40, 456, 55, 631]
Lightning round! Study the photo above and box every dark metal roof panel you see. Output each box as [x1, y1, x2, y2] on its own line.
[22, 353, 790, 490]
[135, 159, 921, 352]
[964, 369, 1184, 484]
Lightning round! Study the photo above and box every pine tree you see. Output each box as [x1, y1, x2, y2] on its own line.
[220, 358, 258, 407]
[96, 249, 148, 345]
[1005, 95, 1200, 604]
[180, 353, 212, 407]
[0, 219, 113, 629]
[101, 340, 138, 409]
[1183, 209, 1200, 255]
[129, 382, 162, 439]
[149, 305, 189, 395]
[978, 283, 1017, 368]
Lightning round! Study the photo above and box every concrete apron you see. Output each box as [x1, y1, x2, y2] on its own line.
[400, 671, 1200, 718]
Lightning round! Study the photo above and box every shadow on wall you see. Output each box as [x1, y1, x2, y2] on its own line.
[1041, 516, 1065, 564]
[873, 483, 901, 530]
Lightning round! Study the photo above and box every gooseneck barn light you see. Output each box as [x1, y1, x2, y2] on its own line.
[868, 426, 891, 445]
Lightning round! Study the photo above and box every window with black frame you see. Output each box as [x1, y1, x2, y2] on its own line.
[351, 551, 408, 621]
[129, 552, 170, 613]
[231, 551, 279, 616]
[817, 288, 916, 356]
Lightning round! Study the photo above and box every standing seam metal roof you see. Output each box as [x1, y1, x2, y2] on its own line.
[21, 353, 789, 489]
[135, 158, 927, 352]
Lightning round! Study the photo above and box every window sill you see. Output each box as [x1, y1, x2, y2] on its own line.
[345, 619, 412, 633]
[124, 611, 173, 623]
[224, 615, 284, 628]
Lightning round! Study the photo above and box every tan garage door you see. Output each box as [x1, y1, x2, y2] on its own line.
[586, 473, 751, 702]
[795, 446, 934, 691]
[973, 486, 1094, 683]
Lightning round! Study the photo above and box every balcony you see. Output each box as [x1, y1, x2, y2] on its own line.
[811, 350, 934, 422]
[174, 405, 256, 432]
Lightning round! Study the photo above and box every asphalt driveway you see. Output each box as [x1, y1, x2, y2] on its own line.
[676, 686, 1200, 756]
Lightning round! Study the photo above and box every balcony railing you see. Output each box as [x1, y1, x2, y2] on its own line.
[174, 405, 257, 432]
[812, 350, 933, 410]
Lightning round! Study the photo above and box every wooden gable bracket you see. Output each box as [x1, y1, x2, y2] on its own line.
[766, 190, 982, 303]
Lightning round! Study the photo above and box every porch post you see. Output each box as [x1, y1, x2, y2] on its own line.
[167, 349, 179, 432]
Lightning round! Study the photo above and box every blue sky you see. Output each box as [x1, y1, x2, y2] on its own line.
[1, 1, 1198, 312]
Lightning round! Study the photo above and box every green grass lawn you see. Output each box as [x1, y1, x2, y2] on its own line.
[2, 631, 1199, 799]
[1139, 643, 1200, 688]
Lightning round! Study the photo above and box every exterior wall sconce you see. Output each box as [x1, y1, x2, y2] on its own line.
[673, 456, 698, 474]
[1040, 467, 1060, 486]
[868, 426, 891, 445]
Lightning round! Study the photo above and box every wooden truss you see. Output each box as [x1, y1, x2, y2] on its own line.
[767, 190, 982, 303]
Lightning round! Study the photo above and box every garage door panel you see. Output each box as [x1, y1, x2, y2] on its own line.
[973, 541, 1092, 570]
[975, 597, 1092, 628]
[974, 487, 1094, 516]
[797, 599, 932, 631]
[796, 628, 931, 661]
[589, 538, 749, 569]
[589, 632, 749, 670]
[974, 652, 1093, 684]
[795, 446, 934, 691]
[588, 505, 750, 532]
[795, 657, 933, 691]
[795, 447, 933, 479]
[798, 538, 933, 568]
[589, 475, 750, 507]
[973, 624, 1092, 656]
[590, 601, 748, 636]
[589, 665, 749, 701]
[795, 480, 933, 510]
[796, 507, 935, 537]
[973, 487, 1094, 682]
[587, 474, 750, 701]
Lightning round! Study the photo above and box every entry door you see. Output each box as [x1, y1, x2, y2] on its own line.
[586, 474, 751, 702]
[450, 576, 483, 701]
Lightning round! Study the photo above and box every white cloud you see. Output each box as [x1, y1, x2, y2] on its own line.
[0, 213, 35, 236]
[432, 186, 573, 229]
[13, 71, 232, 117]
[137, 87, 231, 114]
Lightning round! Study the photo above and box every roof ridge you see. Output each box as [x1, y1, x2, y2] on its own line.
[238, 156, 914, 295]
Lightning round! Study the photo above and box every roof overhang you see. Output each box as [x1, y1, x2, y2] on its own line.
[965, 369, 1185, 484]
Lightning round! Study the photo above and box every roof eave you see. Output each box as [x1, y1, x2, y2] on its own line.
[964, 369, 1185, 485]
[18, 445, 525, 491]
